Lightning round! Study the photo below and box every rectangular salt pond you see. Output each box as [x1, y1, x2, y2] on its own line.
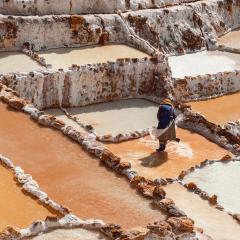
[169, 50, 240, 78]
[218, 28, 240, 50]
[164, 183, 240, 240]
[107, 128, 227, 179]
[183, 161, 240, 214]
[44, 108, 87, 133]
[0, 102, 166, 229]
[0, 165, 57, 231]
[32, 229, 107, 240]
[64, 99, 158, 136]
[0, 52, 45, 74]
[188, 92, 240, 125]
[39, 44, 149, 70]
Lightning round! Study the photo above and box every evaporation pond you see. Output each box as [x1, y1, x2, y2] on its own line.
[0, 164, 56, 231]
[169, 50, 240, 78]
[0, 102, 166, 229]
[107, 128, 227, 179]
[183, 161, 240, 214]
[39, 44, 149, 70]
[0, 52, 45, 74]
[188, 92, 240, 125]
[164, 183, 240, 240]
[64, 99, 158, 136]
[31, 228, 107, 240]
[218, 28, 240, 49]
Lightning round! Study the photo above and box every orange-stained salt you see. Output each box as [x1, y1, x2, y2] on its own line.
[107, 128, 227, 179]
[188, 92, 240, 125]
[0, 103, 166, 229]
[0, 165, 56, 231]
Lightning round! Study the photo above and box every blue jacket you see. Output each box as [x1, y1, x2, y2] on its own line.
[157, 104, 176, 129]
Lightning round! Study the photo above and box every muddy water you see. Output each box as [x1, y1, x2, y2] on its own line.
[107, 128, 227, 179]
[164, 183, 240, 240]
[31, 229, 107, 240]
[0, 102, 166, 229]
[66, 99, 158, 136]
[218, 29, 240, 49]
[188, 92, 240, 125]
[0, 165, 55, 231]
[0, 52, 44, 74]
[39, 45, 149, 70]
[169, 50, 240, 78]
[183, 161, 240, 214]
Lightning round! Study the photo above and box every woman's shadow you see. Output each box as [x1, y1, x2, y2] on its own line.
[139, 151, 169, 168]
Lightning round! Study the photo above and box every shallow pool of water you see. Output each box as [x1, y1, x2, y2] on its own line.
[0, 165, 56, 231]
[183, 161, 240, 214]
[107, 128, 227, 179]
[188, 92, 240, 125]
[164, 183, 240, 240]
[218, 29, 240, 49]
[169, 50, 240, 78]
[0, 52, 45, 74]
[66, 99, 159, 136]
[0, 102, 166, 229]
[39, 45, 149, 70]
[31, 228, 107, 240]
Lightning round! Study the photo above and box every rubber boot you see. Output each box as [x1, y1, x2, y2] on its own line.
[156, 144, 166, 152]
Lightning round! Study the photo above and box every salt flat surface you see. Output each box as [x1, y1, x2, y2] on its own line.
[39, 44, 149, 70]
[169, 50, 240, 78]
[67, 99, 159, 136]
[183, 161, 240, 214]
[164, 183, 240, 240]
[108, 128, 227, 179]
[218, 28, 240, 49]
[188, 92, 240, 125]
[31, 228, 107, 240]
[0, 52, 44, 74]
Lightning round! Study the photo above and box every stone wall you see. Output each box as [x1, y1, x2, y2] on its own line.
[122, 0, 240, 54]
[0, 0, 240, 54]
[0, 56, 172, 109]
[0, 0, 200, 15]
[173, 70, 240, 101]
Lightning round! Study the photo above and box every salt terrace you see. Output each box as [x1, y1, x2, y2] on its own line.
[0, 0, 240, 240]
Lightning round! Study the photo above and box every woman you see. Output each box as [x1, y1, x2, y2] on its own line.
[155, 98, 179, 152]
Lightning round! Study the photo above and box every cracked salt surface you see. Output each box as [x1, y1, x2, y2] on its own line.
[183, 161, 240, 214]
[169, 50, 240, 78]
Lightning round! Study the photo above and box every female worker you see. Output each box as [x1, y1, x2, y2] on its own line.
[155, 98, 179, 152]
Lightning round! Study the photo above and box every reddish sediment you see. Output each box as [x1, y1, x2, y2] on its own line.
[0, 102, 166, 229]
